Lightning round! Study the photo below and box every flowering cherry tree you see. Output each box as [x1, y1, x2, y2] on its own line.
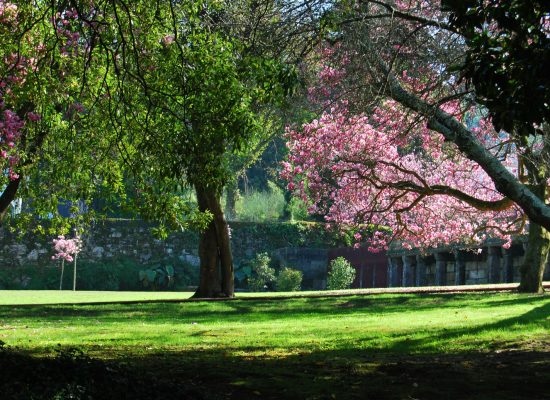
[52, 235, 83, 291]
[283, 0, 550, 293]
[284, 99, 523, 251]
[283, 42, 547, 291]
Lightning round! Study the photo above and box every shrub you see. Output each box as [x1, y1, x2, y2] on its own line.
[286, 196, 310, 221]
[275, 267, 302, 292]
[327, 257, 356, 290]
[247, 252, 276, 292]
[235, 181, 285, 222]
[76, 262, 120, 291]
[139, 265, 175, 290]
[0, 257, 199, 291]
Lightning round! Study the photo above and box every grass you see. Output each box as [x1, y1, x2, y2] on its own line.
[0, 290, 195, 305]
[1, 291, 550, 399]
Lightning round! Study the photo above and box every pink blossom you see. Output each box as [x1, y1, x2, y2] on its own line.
[27, 111, 41, 122]
[52, 235, 83, 262]
[283, 47, 524, 252]
[162, 34, 175, 45]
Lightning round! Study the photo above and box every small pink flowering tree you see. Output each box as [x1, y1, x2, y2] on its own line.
[52, 235, 83, 291]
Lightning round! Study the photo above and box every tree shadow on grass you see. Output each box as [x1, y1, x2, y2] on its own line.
[2, 293, 545, 325]
[381, 301, 550, 354]
[2, 342, 549, 400]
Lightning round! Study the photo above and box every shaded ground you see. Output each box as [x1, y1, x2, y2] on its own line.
[2, 344, 550, 399]
[1, 291, 550, 399]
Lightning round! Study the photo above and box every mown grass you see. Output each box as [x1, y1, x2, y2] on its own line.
[1, 291, 549, 399]
[0, 290, 195, 305]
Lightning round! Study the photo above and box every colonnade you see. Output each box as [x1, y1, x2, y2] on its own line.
[387, 245, 519, 287]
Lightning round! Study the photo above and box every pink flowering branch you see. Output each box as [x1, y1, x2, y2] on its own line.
[283, 47, 526, 252]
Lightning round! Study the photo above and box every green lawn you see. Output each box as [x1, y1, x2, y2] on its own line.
[1, 291, 549, 399]
[0, 290, 195, 305]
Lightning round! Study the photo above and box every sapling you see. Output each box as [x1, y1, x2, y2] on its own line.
[52, 235, 83, 290]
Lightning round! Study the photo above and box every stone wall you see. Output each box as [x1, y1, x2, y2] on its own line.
[0, 220, 349, 289]
[271, 248, 329, 290]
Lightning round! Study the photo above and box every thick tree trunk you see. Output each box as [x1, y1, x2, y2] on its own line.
[518, 221, 550, 293]
[193, 184, 234, 298]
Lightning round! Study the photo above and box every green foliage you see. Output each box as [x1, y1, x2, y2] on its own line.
[234, 263, 253, 287]
[443, 0, 549, 135]
[247, 253, 276, 292]
[235, 181, 286, 222]
[173, 262, 200, 290]
[287, 196, 310, 221]
[75, 263, 119, 291]
[0, 257, 198, 292]
[275, 267, 302, 292]
[139, 265, 175, 291]
[327, 257, 356, 290]
[229, 221, 358, 253]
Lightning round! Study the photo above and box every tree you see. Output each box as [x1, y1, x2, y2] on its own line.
[78, 0, 298, 298]
[0, 0, 127, 234]
[1, 0, 313, 298]
[284, 0, 550, 292]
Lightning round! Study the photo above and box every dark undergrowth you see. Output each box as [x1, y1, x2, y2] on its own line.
[0, 343, 204, 400]
[2, 342, 550, 400]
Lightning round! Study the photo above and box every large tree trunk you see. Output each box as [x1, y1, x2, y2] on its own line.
[193, 184, 234, 298]
[518, 221, 550, 293]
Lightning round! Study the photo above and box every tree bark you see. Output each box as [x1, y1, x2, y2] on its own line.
[0, 177, 21, 222]
[518, 221, 550, 294]
[373, 56, 550, 231]
[193, 184, 234, 298]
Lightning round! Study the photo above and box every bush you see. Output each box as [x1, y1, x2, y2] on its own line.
[0, 257, 199, 291]
[327, 257, 356, 290]
[76, 262, 120, 291]
[275, 267, 302, 292]
[247, 252, 276, 292]
[139, 265, 175, 290]
[235, 181, 285, 222]
[286, 196, 310, 221]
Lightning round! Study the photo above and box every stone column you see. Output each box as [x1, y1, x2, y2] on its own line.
[434, 252, 447, 286]
[388, 256, 403, 287]
[454, 250, 466, 286]
[402, 255, 416, 287]
[387, 258, 395, 287]
[487, 246, 501, 283]
[416, 255, 427, 286]
[503, 248, 514, 283]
